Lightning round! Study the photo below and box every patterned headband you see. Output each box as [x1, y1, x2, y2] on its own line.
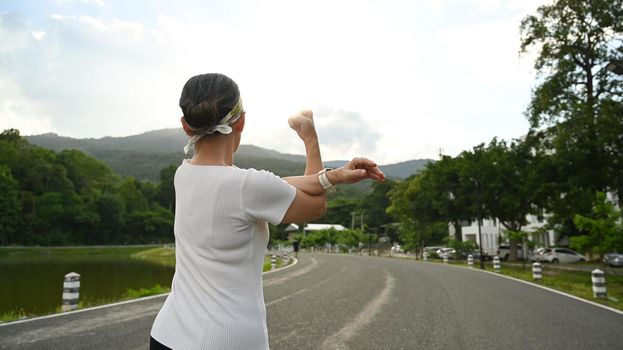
[183, 98, 244, 154]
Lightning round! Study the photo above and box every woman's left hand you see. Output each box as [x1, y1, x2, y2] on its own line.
[288, 110, 317, 143]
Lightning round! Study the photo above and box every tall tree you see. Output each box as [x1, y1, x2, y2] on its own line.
[463, 138, 546, 260]
[359, 180, 396, 230]
[0, 165, 21, 245]
[420, 156, 474, 241]
[157, 164, 177, 212]
[520, 0, 623, 239]
[387, 176, 448, 253]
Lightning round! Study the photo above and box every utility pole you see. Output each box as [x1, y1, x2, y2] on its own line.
[360, 212, 364, 230]
[475, 180, 484, 269]
[351, 211, 355, 230]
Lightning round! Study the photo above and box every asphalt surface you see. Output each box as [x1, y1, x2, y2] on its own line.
[1, 253, 622, 350]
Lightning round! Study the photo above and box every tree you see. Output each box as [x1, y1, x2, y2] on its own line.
[520, 0, 623, 239]
[157, 164, 177, 212]
[387, 176, 449, 254]
[463, 138, 546, 260]
[119, 177, 149, 213]
[0, 165, 21, 245]
[323, 198, 360, 228]
[56, 149, 117, 193]
[571, 192, 623, 258]
[359, 180, 396, 230]
[418, 157, 474, 242]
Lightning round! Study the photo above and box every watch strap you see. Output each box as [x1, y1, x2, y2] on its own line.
[318, 168, 336, 193]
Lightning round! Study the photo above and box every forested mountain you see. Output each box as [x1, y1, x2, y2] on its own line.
[0, 129, 174, 246]
[26, 129, 433, 181]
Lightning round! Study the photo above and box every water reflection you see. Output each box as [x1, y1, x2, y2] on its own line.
[0, 248, 174, 316]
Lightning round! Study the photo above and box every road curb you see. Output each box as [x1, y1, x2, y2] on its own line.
[0, 255, 299, 327]
[263, 255, 298, 275]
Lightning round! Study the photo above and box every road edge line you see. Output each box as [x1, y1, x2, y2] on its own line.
[0, 255, 299, 327]
[475, 267, 623, 316]
[263, 255, 298, 275]
[407, 258, 623, 317]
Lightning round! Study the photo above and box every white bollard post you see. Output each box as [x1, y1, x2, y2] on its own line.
[532, 262, 542, 281]
[467, 255, 474, 268]
[348, 248, 352, 255]
[283, 253, 289, 265]
[271, 255, 277, 270]
[423, 251, 428, 261]
[390, 246, 395, 257]
[311, 246, 315, 253]
[62, 272, 80, 312]
[443, 252, 448, 264]
[493, 256, 501, 273]
[592, 269, 607, 298]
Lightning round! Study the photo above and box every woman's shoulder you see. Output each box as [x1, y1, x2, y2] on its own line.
[177, 160, 284, 184]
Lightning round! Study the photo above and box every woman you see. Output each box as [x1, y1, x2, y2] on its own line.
[150, 73, 385, 349]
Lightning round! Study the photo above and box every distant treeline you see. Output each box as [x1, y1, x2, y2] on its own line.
[0, 128, 401, 247]
[0, 129, 176, 246]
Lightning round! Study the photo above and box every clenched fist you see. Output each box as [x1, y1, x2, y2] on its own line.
[288, 110, 317, 143]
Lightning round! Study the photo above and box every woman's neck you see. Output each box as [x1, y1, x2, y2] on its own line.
[190, 135, 235, 166]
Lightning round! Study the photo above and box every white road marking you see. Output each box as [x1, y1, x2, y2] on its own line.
[320, 271, 396, 350]
[263, 257, 319, 286]
[416, 259, 623, 316]
[1, 300, 162, 345]
[265, 267, 347, 307]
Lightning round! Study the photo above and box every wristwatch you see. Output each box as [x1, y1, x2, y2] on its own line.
[317, 168, 336, 193]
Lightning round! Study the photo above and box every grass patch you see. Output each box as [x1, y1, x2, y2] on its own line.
[493, 264, 623, 310]
[0, 283, 171, 324]
[0, 245, 158, 258]
[264, 254, 286, 272]
[132, 247, 176, 267]
[123, 284, 170, 299]
[133, 247, 289, 273]
[76, 284, 171, 310]
[0, 309, 31, 323]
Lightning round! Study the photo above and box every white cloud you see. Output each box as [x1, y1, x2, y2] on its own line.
[0, 0, 553, 164]
[51, 0, 110, 9]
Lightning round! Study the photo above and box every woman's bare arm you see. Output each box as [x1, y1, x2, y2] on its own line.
[281, 158, 386, 223]
[288, 110, 324, 175]
[281, 111, 386, 223]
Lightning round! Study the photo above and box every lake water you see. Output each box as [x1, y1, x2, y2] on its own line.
[0, 247, 174, 317]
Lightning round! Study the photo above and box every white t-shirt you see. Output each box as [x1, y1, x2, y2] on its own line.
[150, 160, 296, 350]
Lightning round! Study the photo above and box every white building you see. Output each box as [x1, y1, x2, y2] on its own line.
[449, 215, 556, 255]
[284, 223, 347, 239]
[304, 224, 347, 232]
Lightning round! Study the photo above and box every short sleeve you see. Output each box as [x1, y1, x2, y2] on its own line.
[241, 169, 297, 225]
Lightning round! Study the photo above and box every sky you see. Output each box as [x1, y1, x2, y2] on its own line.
[0, 0, 550, 164]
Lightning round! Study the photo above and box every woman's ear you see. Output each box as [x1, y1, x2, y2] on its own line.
[181, 116, 194, 136]
[232, 112, 245, 133]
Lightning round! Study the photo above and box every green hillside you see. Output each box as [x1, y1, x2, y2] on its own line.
[26, 129, 432, 183]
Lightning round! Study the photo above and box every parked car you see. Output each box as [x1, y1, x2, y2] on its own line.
[528, 247, 547, 262]
[603, 253, 623, 267]
[540, 248, 586, 263]
[457, 249, 488, 261]
[422, 246, 445, 259]
[437, 247, 456, 259]
[497, 245, 524, 260]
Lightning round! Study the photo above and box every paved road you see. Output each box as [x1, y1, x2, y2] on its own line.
[1, 253, 622, 349]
